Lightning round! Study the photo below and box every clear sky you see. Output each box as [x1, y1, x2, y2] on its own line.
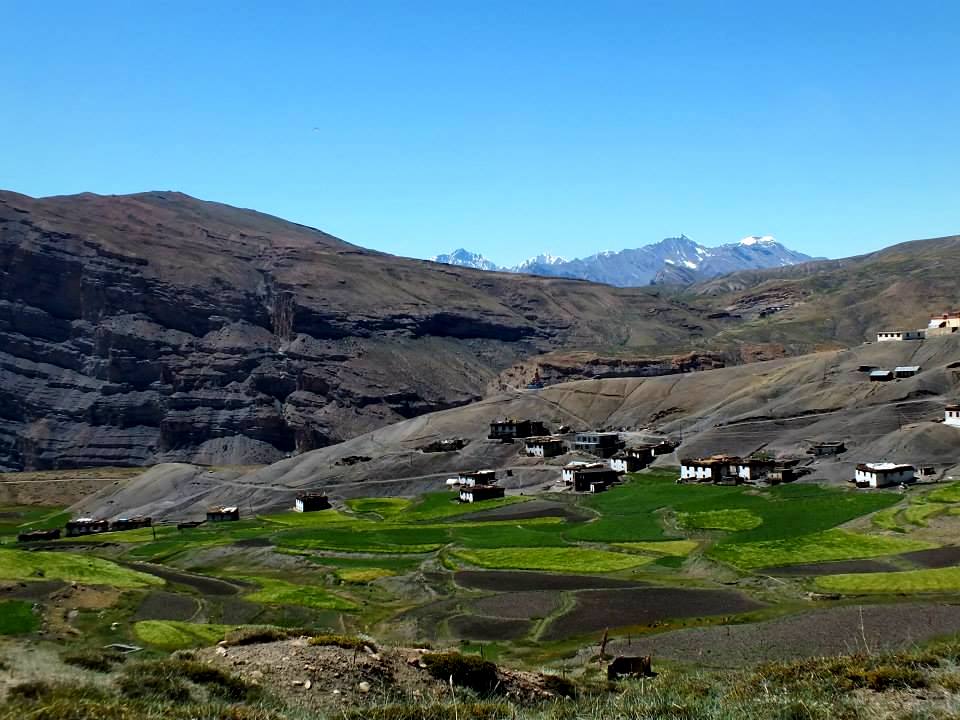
[2, 1, 958, 265]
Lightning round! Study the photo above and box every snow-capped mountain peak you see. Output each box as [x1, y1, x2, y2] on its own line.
[432, 248, 501, 271]
[431, 235, 813, 286]
[739, 235, 776, 246]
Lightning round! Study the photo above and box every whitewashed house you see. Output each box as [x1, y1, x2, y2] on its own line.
[946, 405, 960, 427]
[680, 457, 738, 483]
[894, 366, 921, 378]
[453, 470, 497, 487]
[459, 485, 505, 503]
[524, 436, 566, 458]
[854, 463, 915, 488]
[926, 313, 960, 337]
[877, 330, 925, 342]
[562, 461, 604, 483]
[736, 459, 776, 482]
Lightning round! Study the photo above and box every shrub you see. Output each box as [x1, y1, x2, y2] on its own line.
[308, 633, 371, 651]
[543, 674, 577, 698]
[117, 663, 192, 703]
[864, 666, 927, 691]
[117, 659, 259, 704]
[344, 703, 510, 720]
[421, 652, 499, 694]
[223, 626, 294, 646]
[61, 648, 126, 673]
[7, 680, 111, 704]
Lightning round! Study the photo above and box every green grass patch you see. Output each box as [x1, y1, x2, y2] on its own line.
[0, 599, 39, 634]
[904, 502, 947, 527]
[134, 620, 232, 650]
[275, 524, 449, 553]
[710, 529, 937, 570]
[928, 481, 960, 503]
[816, 566, 960, 594]
[242, 577, 357, 610]
[872, 506, 904, 532]
[0, 548, 162, 587]
[451, 546, 651, 572]
[678, 509, 762, 532]
[335, 567, 395, 583]
[345, 497, 411, 517]
[400, 492, 529, 522]
[448, 522, 568, 549]
[614, 540, 699, 556]
[0, 506, 69, 537]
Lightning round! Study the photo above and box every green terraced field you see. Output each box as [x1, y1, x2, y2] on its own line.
[709, 529, 937, 570]
[451, 546, 653, 572]
[239, 577, 357, 610]
[134, 620, 234, 650]
[0, 548, 162, 587]
[678, 508, 763, 531]
[816, 566, 960, 594]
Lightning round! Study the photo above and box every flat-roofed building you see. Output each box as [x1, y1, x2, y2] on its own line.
[459, 485, 505, 503]
[854, 463, 915, 489]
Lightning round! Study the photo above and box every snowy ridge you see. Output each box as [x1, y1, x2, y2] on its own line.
[431, 234, 813, 287]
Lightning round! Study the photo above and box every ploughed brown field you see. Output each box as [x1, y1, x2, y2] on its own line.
[592, 602, 960, 667]
[766, 559, 898, 576]
[132, 590, 200, 622]
[454, 570, 648, 592]
[898, 546, 960, 569]
[469, 591, 562, 620]
[448, 615, 533, 641]
[541, 588, 766, 642]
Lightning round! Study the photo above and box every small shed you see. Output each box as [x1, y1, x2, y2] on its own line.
[894, 366, 921, 378]
[110, 516, 152, 532]
[869, 370, 893, 382]
[459, 485, 505, 503]
[295, 493, 331, 513]
[65, 518, 110, 537]
[809, 441, 846, 457]
[17, 528, 61, 543]
[206, 506, 240, 523]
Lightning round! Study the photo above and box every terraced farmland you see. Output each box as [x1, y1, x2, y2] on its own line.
[4, 468, 960, 669]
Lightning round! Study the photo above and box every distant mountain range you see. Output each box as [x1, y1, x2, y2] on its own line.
[432, 235, 815, 286]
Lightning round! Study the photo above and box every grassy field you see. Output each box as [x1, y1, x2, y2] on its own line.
[240, 577, 357, 610]
[708, 529, 936, 570]
[928, 480, 960, 503]
[678, 508, 763, 531]
[0, 548, 162, 587]
[0, 505, 69, 538]
[0, 599, 39, 634]
[4, 469, 950, 668]
[614, 540, 699, 556]
[451, 546, 652, 572]
[134, 620, 233, 650]
[816, 566, 960, 594]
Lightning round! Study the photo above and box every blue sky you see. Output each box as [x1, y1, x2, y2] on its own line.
[2, 1, 958, 265]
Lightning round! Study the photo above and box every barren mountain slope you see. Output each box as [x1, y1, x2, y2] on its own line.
[693, 234, 960, 350]
[0, 190, 720, 471]
[77, 335, 960, 520]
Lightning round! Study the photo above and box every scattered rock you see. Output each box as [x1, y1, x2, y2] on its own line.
[358, 681, 371, 693]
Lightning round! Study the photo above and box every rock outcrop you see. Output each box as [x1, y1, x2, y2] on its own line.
[0, 190, 719, 470]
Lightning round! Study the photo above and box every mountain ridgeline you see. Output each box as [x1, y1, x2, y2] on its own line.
[433, 235, 815, 286]
[1, 188, 957, 471]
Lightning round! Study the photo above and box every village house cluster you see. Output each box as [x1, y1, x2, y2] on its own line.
[877, 311, 960, 343]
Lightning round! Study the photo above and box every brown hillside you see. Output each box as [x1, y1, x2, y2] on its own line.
[0, 190, 721, 470]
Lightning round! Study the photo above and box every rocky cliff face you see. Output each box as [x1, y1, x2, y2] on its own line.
[0, 190, 719, 470]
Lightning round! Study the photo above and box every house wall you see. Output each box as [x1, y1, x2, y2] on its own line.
[946, 409, 960, 427]
[681, 464, 714, 481]
[855, 468, 914, 488]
